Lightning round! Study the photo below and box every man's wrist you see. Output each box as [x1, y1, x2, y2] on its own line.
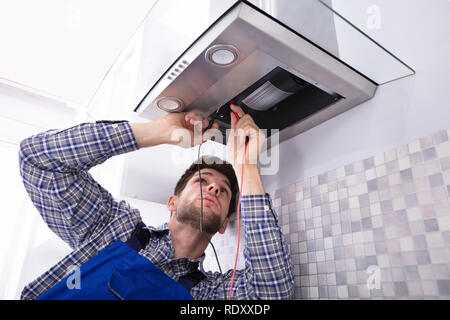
[234, 164, 265, 195]
[130, 119, 170, 148]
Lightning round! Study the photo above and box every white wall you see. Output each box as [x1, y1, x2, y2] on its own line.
[261, 0, 450, 194]
[0, 82, 80, 299]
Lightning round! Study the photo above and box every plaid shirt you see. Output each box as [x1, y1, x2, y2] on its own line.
[18, 121, 294, 300]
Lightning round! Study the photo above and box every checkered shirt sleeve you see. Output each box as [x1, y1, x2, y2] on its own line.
[18, 121, 140, 249]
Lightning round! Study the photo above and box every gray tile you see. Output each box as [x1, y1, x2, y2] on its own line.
[306, 240, 315, 251]
[367, 179, 378, 192]
[336, 271, 347, 285]
[405, 265, 420, 280]
[437, 280, 450, 296]
[359, 194, 370, 208]
[300, 264, 309, 275]
[386, 160, 399, 174]
[319, 173, 328, 185]
[298, 230, 306, 241]
[378, 176, 390, 189]
[442, 231, 450, 246]
[400, 168, 413, 182]
[289, 192, 296, 203]
[365, 255, 378, 266]
[364, 157, 375, 170]
[345, 164, 354, 175]
[281, 193, 289, 205]
[315, 239, 324, 251]
[305, 218, 314, 230]
[422, 147, 437, 161]
[341, 221, 352, 234]
[311, 195, 321, 207]
[318, 286, 328, 298]
[323, 225, 332, 237]
[379, 188, 392, 201]
[441, 157, 450, 171]
[327, 286, 338, 298]
[390, 253, 403, 267]
[337, 178, 347, 189]
[375, 241, 388, 254]
[348, 285, 359, 298]
[405, 194, 418, 208]
[429, 173, 444, 188]
[360, 207, 371, 219]
[321, 203, 331, 215]
[394, 281, 409, 296]
[317, 261, 327, 274]
[394, 210, 408, 226]
[355, 256, 367, 270]
[351, 221, 362, 232]
[413, 234, 428, 249]
[339, 198, 349, 211]
[289, 205, 298, 216]
[373, 227, 386, 241]
[334, 247, 345, 260]
[396, 223, 411, 237]
[361, 217, 372, 230]
[333, 235, 343, 247]
[383, 212, 395, 225]
[370, 288, 383, 298]
[424, 218, 439, 232]
[410, 151, 424, 166]
[381, 200, 393, 213]
[415, 250, 431, 265]
[289, 222, 298, 233]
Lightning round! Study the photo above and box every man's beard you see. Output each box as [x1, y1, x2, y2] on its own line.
[175, 199, 223, 235]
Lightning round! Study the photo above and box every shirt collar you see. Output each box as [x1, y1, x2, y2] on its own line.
[144, 223, 206, 270]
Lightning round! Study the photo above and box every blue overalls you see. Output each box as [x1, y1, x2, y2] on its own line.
[36, 223, 204, 300]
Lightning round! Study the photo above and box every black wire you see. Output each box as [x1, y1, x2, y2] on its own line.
[197, 142, 227, 300]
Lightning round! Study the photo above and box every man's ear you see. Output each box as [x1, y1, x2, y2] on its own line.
[167, 194, 178, 213]
[218, 217, 229, 235]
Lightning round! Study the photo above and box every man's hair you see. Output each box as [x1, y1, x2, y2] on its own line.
[173, 156, 239, 217]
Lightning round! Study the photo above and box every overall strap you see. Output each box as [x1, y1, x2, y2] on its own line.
[126, 222, 205, 291]
[126, 222, 151, 251]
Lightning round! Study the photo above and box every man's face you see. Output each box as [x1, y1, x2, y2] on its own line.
[168, 168, 232, 235]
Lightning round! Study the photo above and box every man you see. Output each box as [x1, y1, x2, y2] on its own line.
[18, 104, 294, 300]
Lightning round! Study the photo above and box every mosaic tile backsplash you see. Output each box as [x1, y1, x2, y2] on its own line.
[272, 128, 450, 299]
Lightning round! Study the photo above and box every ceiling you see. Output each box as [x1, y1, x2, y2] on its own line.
[0, 0, 157, 106]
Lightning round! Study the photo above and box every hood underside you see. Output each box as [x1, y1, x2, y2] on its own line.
[134, 1, 377, 147]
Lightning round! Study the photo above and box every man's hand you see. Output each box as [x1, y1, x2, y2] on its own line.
[227, 104, 266, 195]
[131, 112, 220, 149]
[227, 104, 266, 168]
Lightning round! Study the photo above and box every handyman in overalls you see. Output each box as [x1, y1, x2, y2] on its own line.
[19, 104, 294, 300]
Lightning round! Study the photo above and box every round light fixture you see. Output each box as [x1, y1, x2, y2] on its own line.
[155, 97, 184, 112]
[205, 44, 239, 67]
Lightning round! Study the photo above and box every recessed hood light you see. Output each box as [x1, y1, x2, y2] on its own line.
[156, 96, 184, 112]
[205, 44, 239, 66]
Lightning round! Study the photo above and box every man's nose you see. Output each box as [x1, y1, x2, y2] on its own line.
[206, 183, 220, 196]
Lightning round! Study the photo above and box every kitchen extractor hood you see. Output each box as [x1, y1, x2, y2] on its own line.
[86, 0, 415, 147]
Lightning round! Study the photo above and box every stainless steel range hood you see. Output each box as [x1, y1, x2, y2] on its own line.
[86, 0, 415, 146]
[135, 0, 373, 144]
